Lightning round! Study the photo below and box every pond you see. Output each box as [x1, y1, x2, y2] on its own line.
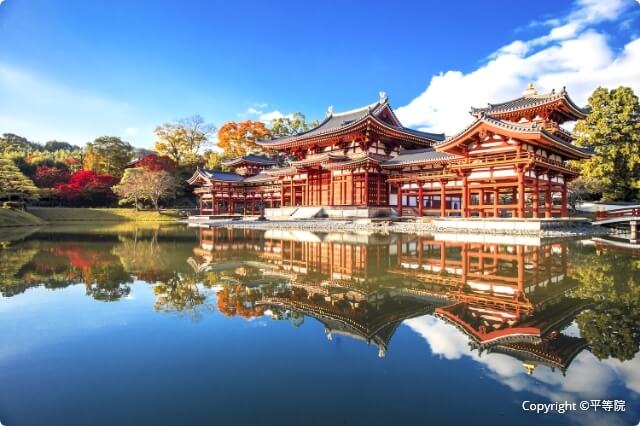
[0, 224, 639, 426]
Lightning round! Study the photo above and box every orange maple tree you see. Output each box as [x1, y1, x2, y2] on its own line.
[217, 120, 270, 157]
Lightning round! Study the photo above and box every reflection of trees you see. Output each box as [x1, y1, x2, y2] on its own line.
[83, 263, 134, 302]
[216, 284, 266, 319]
[153, 272, 213, 319]
[572, 247, 640, 361]
[0, 246, 39, 296]
[113, 227, 168, 283]
[45, 244, 134, 302]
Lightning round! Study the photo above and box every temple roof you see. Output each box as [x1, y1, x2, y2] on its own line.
[256, 95, 445, 149]
[488, 335, 589, 374]
[436, 115, 592, 159]
[242, 172, 276, 183]
[381, 148, 459, 168]
[470, 86, 588, 121]
[221, 154, 279, 167]
[186, 167, 245, 184]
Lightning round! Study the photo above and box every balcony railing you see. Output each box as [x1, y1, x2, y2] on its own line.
[596, 207, 640, 220]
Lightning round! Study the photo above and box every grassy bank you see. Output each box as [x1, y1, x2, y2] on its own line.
[28, 207, 181, 223]
[0, 208, 46, 227]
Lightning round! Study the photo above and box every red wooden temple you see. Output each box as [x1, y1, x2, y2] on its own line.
[189, 85, 591, 218]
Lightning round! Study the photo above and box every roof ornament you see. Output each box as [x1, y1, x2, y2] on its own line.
[379, 91, 387, 102]
[523, 83, 537, 96]
[326, 105, 333, 117]
[561, 86, 567, 94]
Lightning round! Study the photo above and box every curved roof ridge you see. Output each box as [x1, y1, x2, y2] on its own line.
[439, 118, 482, 145]
[470, 88, 587, 117]
[331, 98, 384, 117]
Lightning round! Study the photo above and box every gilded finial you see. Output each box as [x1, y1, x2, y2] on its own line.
[523, 362, 536, 375]
[523, 83, 537, 96]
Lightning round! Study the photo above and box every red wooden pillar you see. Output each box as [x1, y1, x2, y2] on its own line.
[376, 173, 381, 206]
[329, 173, 334, 206]
[290, 179, 294, 207]
[545, 173, 552, 218]
[418, 181, 423, 216]
[364, 172, 369, 206]
[280, 185, 284, 208]
[533, 171, 540, 218]
[462, 174, 469, 218]
[517, 167, 525, 218]
[397, 184, 403, 216]
[440, 179, 446, 217]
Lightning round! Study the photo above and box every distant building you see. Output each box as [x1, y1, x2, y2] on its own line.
[188, 86, 590, 218]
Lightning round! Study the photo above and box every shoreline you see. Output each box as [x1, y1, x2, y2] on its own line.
[184, 218, 611, 238]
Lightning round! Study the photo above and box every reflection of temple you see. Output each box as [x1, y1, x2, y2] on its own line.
[392, 234, 589, 374]
[193, 228, 589, 371]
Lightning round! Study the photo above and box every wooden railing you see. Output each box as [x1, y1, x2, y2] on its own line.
[596, 207, 640, 220]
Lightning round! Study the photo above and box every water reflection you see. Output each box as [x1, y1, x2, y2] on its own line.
[191, 228, 640, 370]
[2, 226, 639, 367]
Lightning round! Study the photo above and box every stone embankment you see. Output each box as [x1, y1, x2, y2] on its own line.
[186, 218, 610, 238]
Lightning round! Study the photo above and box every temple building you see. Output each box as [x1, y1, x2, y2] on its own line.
[188, 85, 591, 218]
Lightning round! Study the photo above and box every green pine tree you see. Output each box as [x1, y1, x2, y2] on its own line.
[574, 86, 640, 201]
[0, 158, 40, 202]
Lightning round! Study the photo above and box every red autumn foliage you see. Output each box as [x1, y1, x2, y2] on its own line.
[134, 154, 177, 172]
[32, 165, 71, 188]
[51, 245, 112, 269]
[55, 170, 118, 205]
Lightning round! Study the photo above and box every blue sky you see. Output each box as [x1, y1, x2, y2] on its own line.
[1, 0, 639, 149]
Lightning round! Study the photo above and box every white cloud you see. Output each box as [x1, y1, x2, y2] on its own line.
[125, 127, 139, 136]
[396, 0, 640, 135]
[247, 107, 263, 115]
[259, 110, 285, 121]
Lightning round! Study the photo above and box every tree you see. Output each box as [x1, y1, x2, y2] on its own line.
[202, 150, 230, 171]
[113, 168, 147, 210]
[55, 170, 118, 206]
[113, 169, 177, 210]
[0, 158, 40, 202]
[83, 136, 134, 177]
[154, 115, 215, 165]
[32, 164, 71, 188]
[0, 133, 40, 152]
[217, 120, 270, 157]
[270, 112, 319, 137]
[144, 170, 177, 210]
[574, 86, 640, 201]
[43, 141, 77, 152]
[134, 153, 176, 172]
[567, 176, 606, 210]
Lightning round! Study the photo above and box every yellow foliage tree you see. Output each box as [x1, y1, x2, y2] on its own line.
[154, 116, 215, 166]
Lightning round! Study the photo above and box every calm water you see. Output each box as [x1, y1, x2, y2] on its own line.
[0, 225, 639, 426]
